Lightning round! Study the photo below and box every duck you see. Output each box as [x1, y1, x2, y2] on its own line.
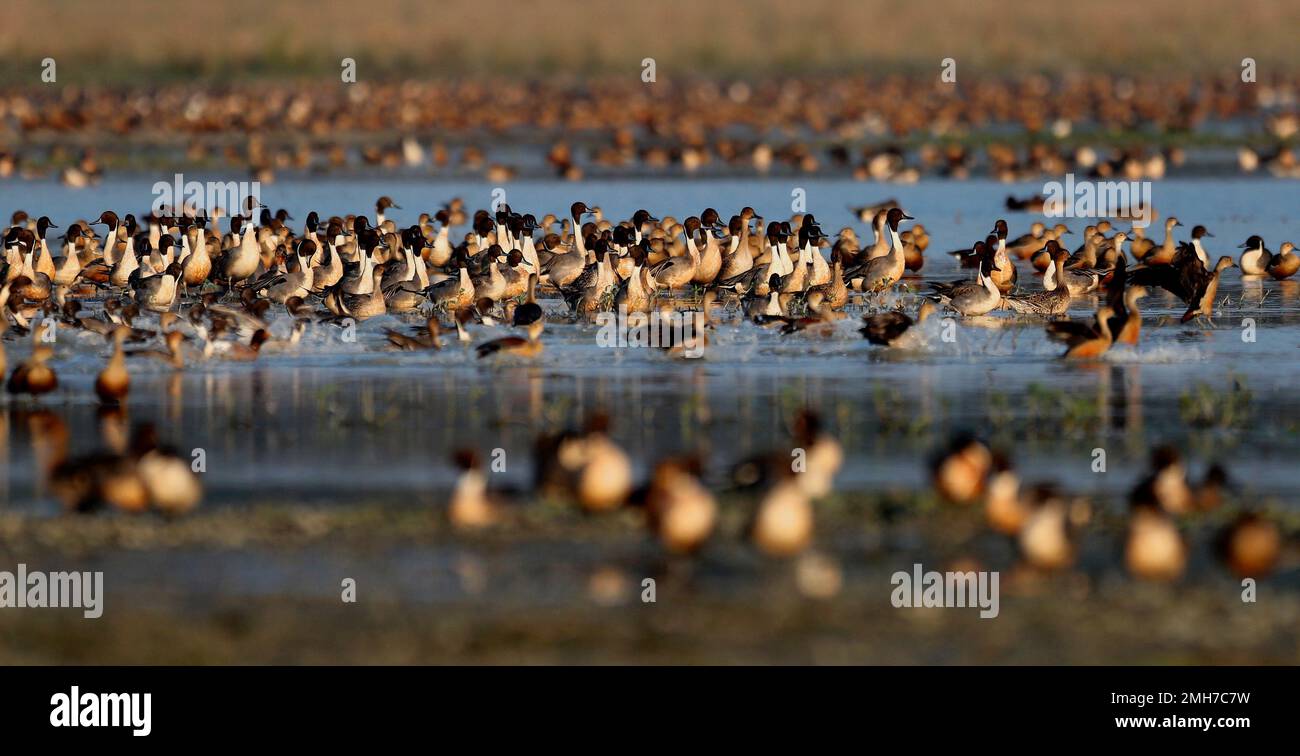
[715, 211, 759, 288]
[772, 290, 844, 336]
[385, 316, 443, 351]
[475, 292, 545, 359]
[789, 409, 842, 499]
[1267, 241, 1299, 279]
[52, 226, 88, 286]
[426, 254, 476, 312]
[749, 466, 813, 557]
[849, 199, 899, 222]
[221, 329, 271, 361]
[1004, 194, 1046, 213]
[132, 261, 183, 313]
[1018, 493, 1075, 570]
[745, 274, 786, 320]
[7, 343, 58, 398]
[1238, 235, 1271, 275]
[1129, 446, 1192, 515]
[471, 244, 509, 301]
[1135, 216, 1181, 264]
[858, 209, 891, 262]
[448, 449, 501, 529]
[1215, 514, 1281, 579]
[805, 249, 848, 309]
[179, 218, 214, 290]
[651, 224, 701, 291]
[929, 245, 1003, 316]
[339, 265, 388, 320]
[903, 224, 928, 271]
[497, 249, 530, 301]
[262, 239, 317, 304]
[1179, 256, 1236, 322]
[374, 196, 401, 228]
[988, 220, 1018, 293]
[799, 214, 833, 286]
[613, 242, 656, 313]
[643, 457, 717, 554]
[1187, 224, 1213, 266]
[736, 220, 792, 294]
[132, 423, 203, 515]
[215, 214, 261, 285]
[1003, 248, 1072, 315]
[127, 329, 187, 369]
[510, 265, 541, 314]
[1046, 304, 1114, 359]
[690, 214, 723, 286]
[857, 208, 913, 292]
[984, 455, 1028, 536]
[860, 301, 936, 348]
[557, 414, 634, 512]
[1105, 285, 1147, 346]
[1045, 240, 1102, 295]
[94, 326, 131, 404]
[1125, 504, 1186, 582]
[931, 434, 992, 504]
[540, 233, 585, 289]
[31, 216, 58, 279]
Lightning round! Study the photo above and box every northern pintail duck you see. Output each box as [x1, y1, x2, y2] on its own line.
[1238, 234, 1272, 275]
[988, 219, 1018, 293]
[857, 207, 912, 292]
[860, 301, 936, 348]
[426, 254, 476, 312]
[930, 245, 1002, 316]
[476, 282, 545, 360]
[385, 316, 443, 351]
[1003, 249, 1072, 315]
[133, 259, 183, 313]
[715, 209, 758, 287]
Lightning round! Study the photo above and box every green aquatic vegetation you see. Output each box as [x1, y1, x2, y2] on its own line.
[1178, 375, 1253, 429]
[870, 383, 929, 435]
[1014, 383, 1105, 435]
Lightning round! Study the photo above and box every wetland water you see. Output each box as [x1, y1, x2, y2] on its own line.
[5, 177, 1299, 507]
[1, 176, 1298, 663]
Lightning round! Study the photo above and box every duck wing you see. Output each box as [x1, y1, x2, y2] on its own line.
[1045, 317, 1098, 344]
[860, 311, 914, 345]
[1127, 264, 1190, 301]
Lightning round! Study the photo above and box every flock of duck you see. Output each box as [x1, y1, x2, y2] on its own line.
[448, 404, 1284, 584]
[0, 194, 1292, 579]
[6, 74, 1300, 181]
[2, 194, 1296, 382]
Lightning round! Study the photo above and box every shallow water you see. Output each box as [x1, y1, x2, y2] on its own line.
[2, 176, 1300, 513]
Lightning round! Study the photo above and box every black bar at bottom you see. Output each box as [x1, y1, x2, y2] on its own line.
[1, 666, 1282, 743]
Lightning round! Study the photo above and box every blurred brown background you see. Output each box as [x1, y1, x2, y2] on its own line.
[5, 0, 1297, 82]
